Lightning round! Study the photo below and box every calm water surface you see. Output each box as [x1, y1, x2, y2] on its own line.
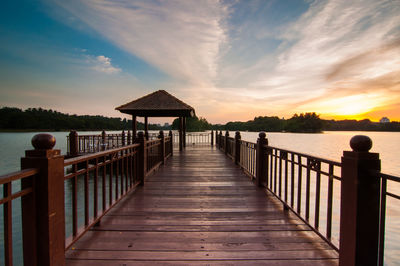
[0, 131, 399, 265]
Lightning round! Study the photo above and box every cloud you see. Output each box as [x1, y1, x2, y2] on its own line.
[242, 0, 400, 116]
[89, 55, 121, 74]
[46, 0, 400, 122]
[50, 0, 228, 87]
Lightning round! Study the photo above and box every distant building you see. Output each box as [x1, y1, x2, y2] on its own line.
[380, 117, 390, 123]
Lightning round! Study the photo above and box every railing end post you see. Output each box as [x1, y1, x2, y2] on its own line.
[256, 131, 268, 187]
[339, 135, 381, 266]
[21, 133, 65, 266]
[235, 131, 241, 165]
[68, 130, 78, 157]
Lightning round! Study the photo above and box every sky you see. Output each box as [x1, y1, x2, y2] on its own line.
[0, 0, 399, 124]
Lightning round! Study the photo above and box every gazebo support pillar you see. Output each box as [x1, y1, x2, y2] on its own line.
[132, 115, 137, 143]
[179, 117, 183, 151]
[183, 117, 186, 148]
[144, 116, 149, 140]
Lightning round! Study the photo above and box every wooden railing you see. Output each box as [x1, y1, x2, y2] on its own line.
[67, 130, 171, 156]
[263, 144, 341, 251]
[239, 140, 256, 178]
[377, 172, 400, 266]
[0, 168, 39, 266]
[216, 131, 399, 266]
[172, 132, 212, 146]
[63, 143, 141, 250]
[1, 131, 173, 266]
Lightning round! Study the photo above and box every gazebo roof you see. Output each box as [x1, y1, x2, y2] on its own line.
[115, 90, 195, 117]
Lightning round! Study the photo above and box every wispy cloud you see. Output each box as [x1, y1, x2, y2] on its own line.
[248, 0, 400, 116]
[44, 0, 400, 122]
[88, 55, 121, 74]
[51, 0, 228, 88]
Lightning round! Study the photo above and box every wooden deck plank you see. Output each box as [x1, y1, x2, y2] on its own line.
[66, 146, 338, 265]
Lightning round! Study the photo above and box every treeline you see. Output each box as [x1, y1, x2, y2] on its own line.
[171, 116, 211, 132]
[1, 107, 399, 132]
[323, 119, 400, 131]
[214, 113, 323, 133]
[214, 114, 400, 132]
[0, 107, 170, 131]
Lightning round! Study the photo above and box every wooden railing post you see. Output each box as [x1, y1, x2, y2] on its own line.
[219, 131, 223, 149]
[211, 130, 214, 146]
[68, 130, 78, 157]
[235, 131, 241, 165]
[137, 132, 146, 186]
[169, 130, 173, 157]
[256, 132, 268, 187]
[127, 130, 131, 145]
[21, 134, 65, 266]
[122, 130, 125, 146]
[225, 131, 229, 155]
[101, 130, 106, 151]
[159, 130, 166, 164]
[339, 135, 381, 266]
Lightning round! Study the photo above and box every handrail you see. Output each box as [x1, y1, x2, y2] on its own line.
[173, 132, 212, 145]
[217, 132, 400, 265]
[378, 172, 400, 265]
[63, 144, 141, 249]
[0, 168, 39, 266]
[263, 144, 342, 251]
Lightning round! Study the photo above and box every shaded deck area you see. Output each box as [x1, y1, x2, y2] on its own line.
[65, 146, 338, 265]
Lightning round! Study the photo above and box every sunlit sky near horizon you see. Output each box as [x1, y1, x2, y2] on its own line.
[1, 0, 400, 124]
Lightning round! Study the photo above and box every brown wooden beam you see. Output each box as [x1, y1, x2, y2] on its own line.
[179, 117, 183, 151]
[132, 115, 137, 142]
[144, 117, 149, 140]
[183, 117, 186, 148]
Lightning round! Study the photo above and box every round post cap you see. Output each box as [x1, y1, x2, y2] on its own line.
[32, 133, 56, 150]
[258, 132, 266, 139]
[350, 135, 372, 152]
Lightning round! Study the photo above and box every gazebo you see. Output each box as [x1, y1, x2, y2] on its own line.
[115, 90, 195, 151]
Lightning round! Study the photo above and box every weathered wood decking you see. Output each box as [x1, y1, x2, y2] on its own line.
[65, 146, 338, 265]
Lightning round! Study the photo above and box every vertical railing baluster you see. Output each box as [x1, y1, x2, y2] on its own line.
[94, 157, 99, 219]
[116, 154, 119, 201]
[4, 182, 12, 266]
[290, 153, 295, 208]
[305, 158, 311, 221]
[125, 151, 129, 193]
[284, 152, 288, 203]
[314, 161, 321, 229]
[120, 152, 124, 195]
[109, 154, 113, 206]
[297, 155, 302, 214]
[278, 151, 282, 197]
[326, 164, 334, 240]
[72, 164, 78, 237]
[102, 157, 106, 212]
[273, 150, 277, 193]
[84, 160, 89, 226]
[379, 177, 387, 266]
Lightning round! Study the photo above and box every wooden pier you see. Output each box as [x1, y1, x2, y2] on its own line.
[1, 89, 398, 266]
[65, 145, 338, 265]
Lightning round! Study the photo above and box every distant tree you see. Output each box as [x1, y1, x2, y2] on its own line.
[0, 107, 168, 131]
[284, 113, 323, 133]
[172, 116, 211, 132]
